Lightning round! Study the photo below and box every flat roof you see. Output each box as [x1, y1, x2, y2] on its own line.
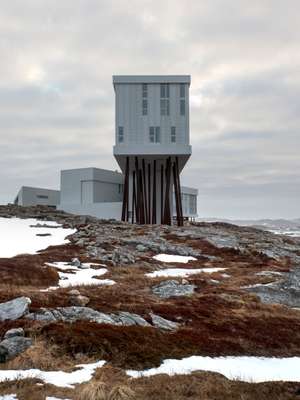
[113, 75, 191, 85]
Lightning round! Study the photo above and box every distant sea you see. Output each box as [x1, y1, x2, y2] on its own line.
[268, 229, 300, 238]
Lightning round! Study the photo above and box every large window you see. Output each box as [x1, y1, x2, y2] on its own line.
[160, 83, 170, 116]
[142, 84, 147, 115]
[118, 126, 124, 143]
[149, 126, 160, 143]
[171, 126, 176, 143]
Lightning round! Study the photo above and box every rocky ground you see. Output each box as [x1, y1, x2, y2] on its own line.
[1, 205, 300, 399]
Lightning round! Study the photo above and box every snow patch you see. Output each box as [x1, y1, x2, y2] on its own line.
[0, 395, 18, 400]
[42, 262, 115, 290]
[0, 217, 75, 258]
[0, 361, 106, 388]
[147, 267, 226, 278]
[153, 254, 197, 263]
[127, 355, 300, 383]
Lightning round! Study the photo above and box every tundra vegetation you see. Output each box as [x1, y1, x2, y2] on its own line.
[0, 205, 300, 399]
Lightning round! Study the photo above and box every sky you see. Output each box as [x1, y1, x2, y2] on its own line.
[0, 0, 299, 219]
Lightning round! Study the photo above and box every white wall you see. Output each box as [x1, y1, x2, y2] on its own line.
[15, 187, 60, 207]
[115, 82, 190, 147]
[58, 202, 122, 220]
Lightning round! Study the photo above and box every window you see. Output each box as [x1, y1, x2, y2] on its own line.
[149, 126, 160, 143]
[155, 126, 160, 142]
[142, 99, 147, 115]
[160, 99, 169, 116]
[180, 83, 185, 98]
[142, 84, 147, 115]
[160, 83, 170, 98]
[160, 83, 170, 116]
[149, 126, 155, 142]
[118, 126, 124, 143]
[171, 126, 176, 143]
[142, 84, 147, 98]
[180, 83, 186, 116]
[180, 99, 185, 116]
[37, 194, 49, 199]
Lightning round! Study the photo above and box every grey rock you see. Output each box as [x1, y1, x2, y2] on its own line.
[68, 289, 81, 296]
[152, 280, 196, 298]
[71, 258, 81, 267]
[4, 328, 24, 339]
[150, 313, 179, 331]
[111, 312, 150, 327]
[0, 297, 31, 321]
[136, 244, 147, 252]
[0, 336, 32, 362]
[70, 295, 90, 307]
[26, 306, 115, 325]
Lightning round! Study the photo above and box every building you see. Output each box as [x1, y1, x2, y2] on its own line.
[14, 75, 198, 222]
[58, 167, 124, 219]
[58, 167, 198, 220]
[113, 75, 192, 226]
[14, 186, 60, 207]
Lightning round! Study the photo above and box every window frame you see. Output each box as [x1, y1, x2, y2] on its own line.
[118, 126, 124, 143]
[171, 126, 176, 143]
[180, 99, 185, 116]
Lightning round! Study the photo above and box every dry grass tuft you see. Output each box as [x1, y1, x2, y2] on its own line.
[77, 381, 108, 400]
[108, 384, 135, 400]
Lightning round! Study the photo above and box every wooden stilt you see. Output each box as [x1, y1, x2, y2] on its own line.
[121, 156, 129, 221]
[152, 160, 156, 224]
[172, 161, 180, 226]
[148, 163, 151, 224]
[163, 157, 172, 225]
[142, 159, 148, 224]
[175, 157, 183, 226]
[160, 164, 164, 224]
[139, 169, 145, 224]
[132, 170, 136, 224]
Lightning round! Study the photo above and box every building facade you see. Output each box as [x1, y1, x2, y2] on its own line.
[113, 75, 192, 225]
[14, 186, 60, 207]
[13, 75, 198, 223]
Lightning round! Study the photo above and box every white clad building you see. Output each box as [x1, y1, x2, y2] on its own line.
[14, 75, 198, 223]
[113, 75, 193, 225]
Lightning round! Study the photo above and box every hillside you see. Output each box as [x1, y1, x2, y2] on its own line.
[1, 205, 300, 399]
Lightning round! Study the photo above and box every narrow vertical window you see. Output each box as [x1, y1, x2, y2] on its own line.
[180, 83, 185, 98]
[171, 126, 176, 143]
[142, 84, 147, 115]
[149, 126, 155, 143]
[142, 99, 147, 115]
[160, 83, 170, 116]
[118, 126, 124, 143]
[155, 126, 160, 143]
[180, 99, 185, 116]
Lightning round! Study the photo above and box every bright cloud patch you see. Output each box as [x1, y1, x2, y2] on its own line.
[0, 217, 75, 258]
[0, 361, 106, 388]
[43, 262, 115, 289]
[127, 356, 300, 383]
[147, 267, 225, 278]
[153, 254, 197, 263]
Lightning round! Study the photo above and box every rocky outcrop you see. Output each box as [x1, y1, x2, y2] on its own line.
[152, 280, 196, 298]
[110, 312, 150, 327]
[150, 313, 179, 331]
[0, 297, 31, 321]
[0, 328, 32, 363]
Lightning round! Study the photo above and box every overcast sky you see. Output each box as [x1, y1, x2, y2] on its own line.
[0, 0, 299, 219]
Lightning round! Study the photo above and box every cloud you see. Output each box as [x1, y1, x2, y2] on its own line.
[0, 0, 299, 218]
